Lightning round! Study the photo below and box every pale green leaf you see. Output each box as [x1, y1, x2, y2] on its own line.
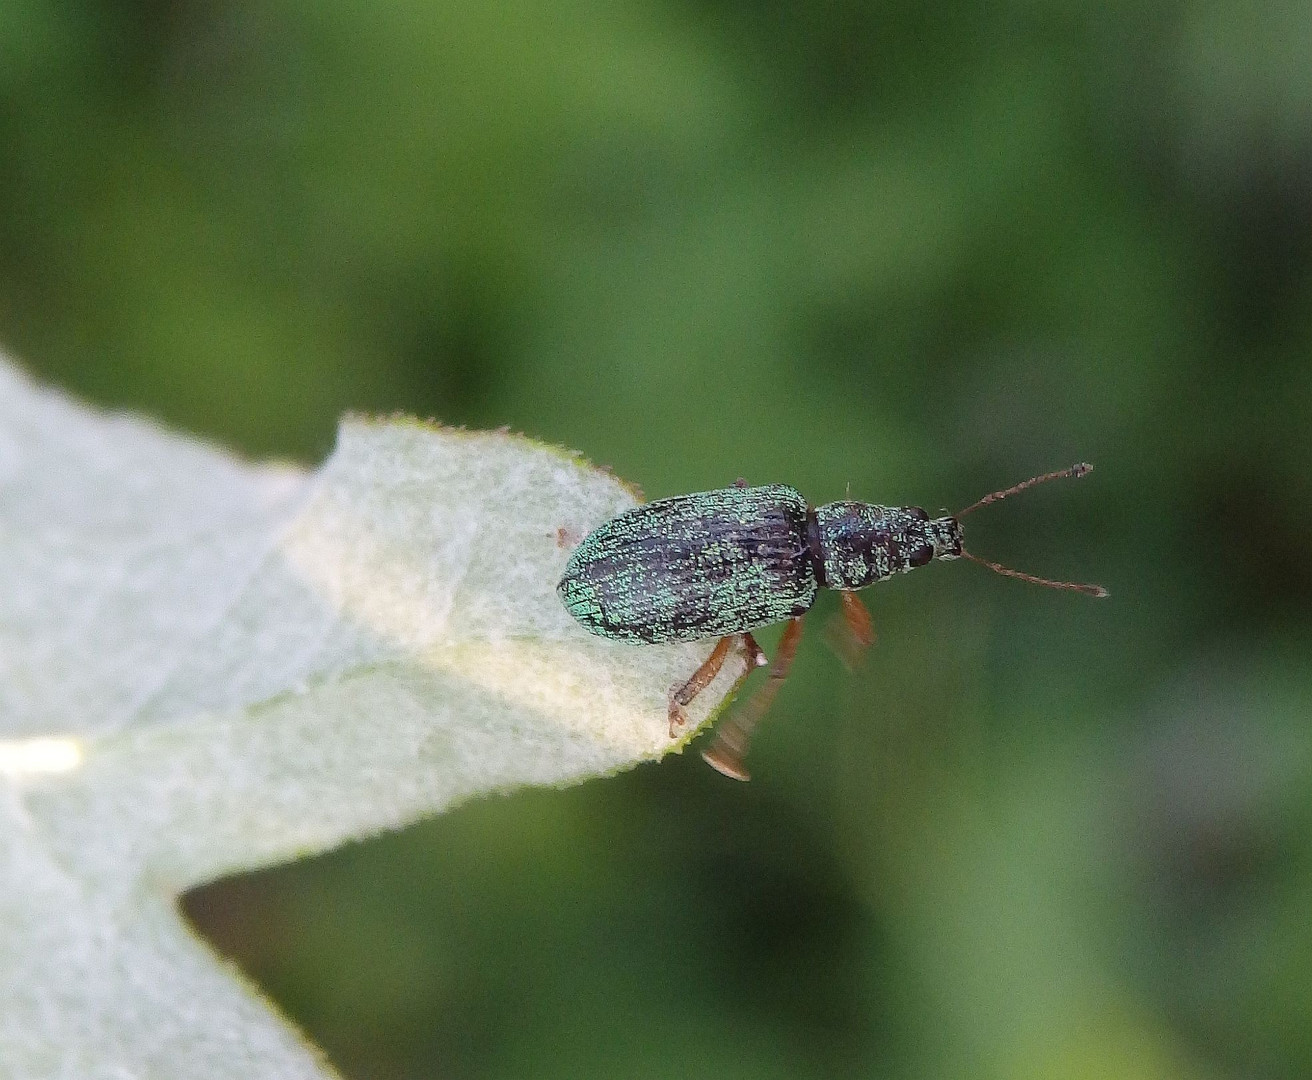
[0, 358, 750, 1078]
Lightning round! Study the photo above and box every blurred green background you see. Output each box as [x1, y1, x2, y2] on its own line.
[4, 0, 1312, 1076]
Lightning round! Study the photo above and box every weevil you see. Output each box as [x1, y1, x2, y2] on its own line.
[557, 464, 1106, 780]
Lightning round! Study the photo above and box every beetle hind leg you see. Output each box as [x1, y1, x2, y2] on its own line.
[741, 632, 769, 670]
[668, 635, 736, 738]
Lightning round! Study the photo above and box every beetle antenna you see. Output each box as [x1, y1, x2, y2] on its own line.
[960, 549, 1108, 597]
[957, 462, 1093, 518]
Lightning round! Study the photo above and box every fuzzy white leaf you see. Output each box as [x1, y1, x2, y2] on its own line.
[0, 359, 750, 1078]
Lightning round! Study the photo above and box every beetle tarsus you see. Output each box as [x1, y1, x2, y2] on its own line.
[702, 727, 751, 781]
[667, 701, 689, 739]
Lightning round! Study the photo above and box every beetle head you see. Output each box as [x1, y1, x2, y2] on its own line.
[923, 514, 963, 560]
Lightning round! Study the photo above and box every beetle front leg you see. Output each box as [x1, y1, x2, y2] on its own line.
[841, 591, 875, 649]
[824, 592, 875, 670]
[668, 635, 735, 738]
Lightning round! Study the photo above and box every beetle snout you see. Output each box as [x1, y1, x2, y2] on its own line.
[927, 516, 963, 560]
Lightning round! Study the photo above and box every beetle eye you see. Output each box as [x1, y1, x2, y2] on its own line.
[908, 507, 929, 521]
[909, 544, 933, 568]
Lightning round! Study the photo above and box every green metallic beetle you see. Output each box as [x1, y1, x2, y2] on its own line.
[558, 465, 1105, 779]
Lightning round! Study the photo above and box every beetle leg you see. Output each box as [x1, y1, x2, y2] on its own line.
[741, 632, 769, 670]
[841, 591, 875, 648]
[825, 592, 875, 671]
[669, 636, 735, 738]
[702, 616, 804, 781]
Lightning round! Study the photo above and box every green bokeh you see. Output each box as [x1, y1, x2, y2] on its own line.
[5, 1, 1311, 1076]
